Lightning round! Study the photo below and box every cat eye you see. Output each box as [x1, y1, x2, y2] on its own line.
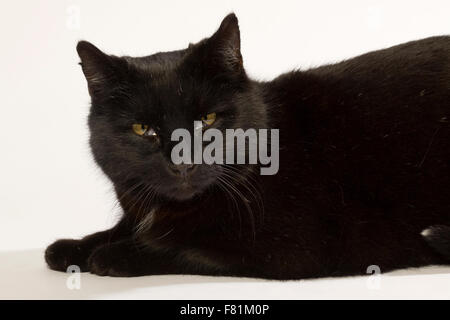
[132, 124, 148, 135]
[201, 112, 216, 128]
[132, 124, 157, 137]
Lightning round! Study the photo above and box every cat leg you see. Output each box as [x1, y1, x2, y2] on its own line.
[45, 218, 132, 272]
[87, 238, 255, 278]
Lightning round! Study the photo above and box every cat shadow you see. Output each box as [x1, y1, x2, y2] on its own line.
[385, 265, 450, 276]
[0, 248, 261, 299]
[1, 249, 449, 299]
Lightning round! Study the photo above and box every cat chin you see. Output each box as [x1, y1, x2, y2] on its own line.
[164, 185, 203, 202]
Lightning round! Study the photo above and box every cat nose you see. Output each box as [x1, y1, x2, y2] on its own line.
[169, 163, 196, 177]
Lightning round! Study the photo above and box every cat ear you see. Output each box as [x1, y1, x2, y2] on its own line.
[208, 13, 243, 73]
[76, 41, 123, 97]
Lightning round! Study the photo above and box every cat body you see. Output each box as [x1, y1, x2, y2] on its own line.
[45, 14, 450, 279]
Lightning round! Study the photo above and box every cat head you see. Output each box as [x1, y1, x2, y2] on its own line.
[78, 14, 267, 202]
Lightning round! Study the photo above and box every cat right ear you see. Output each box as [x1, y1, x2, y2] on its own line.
[76, 41, 122, 97]
[205, 13, 243, 75]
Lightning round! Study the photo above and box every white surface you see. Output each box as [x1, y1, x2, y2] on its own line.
[0, 249, 449, 299]
[1, 0, 449, 299]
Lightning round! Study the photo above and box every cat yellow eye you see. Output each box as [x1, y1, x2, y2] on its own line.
[201, 112, 216, 127]
[132, 124, 149, 136]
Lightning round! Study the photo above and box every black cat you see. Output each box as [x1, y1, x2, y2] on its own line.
[45, 14, 450, 279]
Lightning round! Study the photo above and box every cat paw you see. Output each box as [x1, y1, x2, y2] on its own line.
[88, 241, 149, 277]
[87, 241, 144, 277]
[45, 239, 89, 272]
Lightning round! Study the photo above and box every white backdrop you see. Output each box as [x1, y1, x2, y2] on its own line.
[1, 0, 449, 252]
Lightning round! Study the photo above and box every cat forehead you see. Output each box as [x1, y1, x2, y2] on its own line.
[123, 49, 189, 74]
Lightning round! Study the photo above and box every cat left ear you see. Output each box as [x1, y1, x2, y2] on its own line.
[208, 13, 243, 73]
[76, 41, 124, 97]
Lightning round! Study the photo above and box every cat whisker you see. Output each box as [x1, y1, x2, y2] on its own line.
[217, 175, 256, 241]
[215, 178, 243, 237]
[220, 165, 265, 227]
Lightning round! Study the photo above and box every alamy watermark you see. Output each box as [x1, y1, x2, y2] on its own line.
[66, 5, 81, 30]
[366, 265, 382, 290]
[171, 121, 279, 175]
[66, 265, 81, 290]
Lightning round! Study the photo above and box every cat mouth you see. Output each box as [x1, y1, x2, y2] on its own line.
[172, 187, 198, 200]
[168, 181, 200, 200]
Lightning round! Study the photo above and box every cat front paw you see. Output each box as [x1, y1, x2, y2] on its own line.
[87, 241, 145, 277]
[45, 239, 90, 272]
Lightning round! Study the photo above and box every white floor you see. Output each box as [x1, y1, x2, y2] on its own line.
[1, 248, 449, 299]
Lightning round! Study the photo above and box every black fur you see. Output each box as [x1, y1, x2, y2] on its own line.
[45, 14, 450, 279]
[423, 225, 450, 259]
